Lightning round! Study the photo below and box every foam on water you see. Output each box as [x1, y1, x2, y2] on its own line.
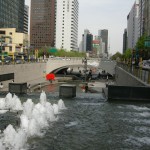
[135, 126, 150, 133]
[126, 136, 150, 147]
[139, 112, 150, 117]
[126, 105, 150, 111]
[79, 102, 103, 106]
[0, 91, 66, 150]
[65, 121, 78, 127]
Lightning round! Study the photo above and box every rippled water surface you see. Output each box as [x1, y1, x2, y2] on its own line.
[25, 92, 150, 150]
[1, 83, 150, 150]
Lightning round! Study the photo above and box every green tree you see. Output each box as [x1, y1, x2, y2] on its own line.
[38, 47, 86, 58]
[136, 35, 146, 50]
[111, 52, 122, 60]
[124, 49, 132, 59]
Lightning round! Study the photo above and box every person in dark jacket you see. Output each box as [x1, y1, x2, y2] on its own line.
[85, 83, 88, 93]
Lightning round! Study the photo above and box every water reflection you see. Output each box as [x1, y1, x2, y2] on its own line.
[42, 83, 57, 92]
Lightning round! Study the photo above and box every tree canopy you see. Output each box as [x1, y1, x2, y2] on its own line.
[38, 47, 86, 58]
[136, 35, 146, 50]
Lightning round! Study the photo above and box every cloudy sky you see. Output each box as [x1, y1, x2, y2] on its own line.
[25, 0, 135, 54]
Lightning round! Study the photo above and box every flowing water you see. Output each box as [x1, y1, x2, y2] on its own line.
[0, 82, 150, 150]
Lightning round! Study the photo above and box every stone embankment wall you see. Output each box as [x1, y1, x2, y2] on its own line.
[103, 65, 150, 101]
[0, 63, 46, 91]
[115, 66, 148, 86]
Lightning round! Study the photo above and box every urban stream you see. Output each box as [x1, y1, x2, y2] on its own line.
[0, 81, 150, 149]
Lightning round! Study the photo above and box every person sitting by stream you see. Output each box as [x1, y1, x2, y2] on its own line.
[85, 83, 88, 93]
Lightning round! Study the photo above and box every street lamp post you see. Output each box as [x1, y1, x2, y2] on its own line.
[82, 57, 88, 82]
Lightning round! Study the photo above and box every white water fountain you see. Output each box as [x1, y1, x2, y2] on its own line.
[0, 91, 66, 150]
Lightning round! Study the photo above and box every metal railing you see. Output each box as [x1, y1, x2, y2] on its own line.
[118, 63, 150, 84]
[0, 58, 48, 65]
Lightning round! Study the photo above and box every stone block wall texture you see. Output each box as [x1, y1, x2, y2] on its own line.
[0, 63, 46, 91]
[115, 66, 147, 86]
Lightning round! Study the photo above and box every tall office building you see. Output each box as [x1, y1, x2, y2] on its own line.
[127, 0, 139, 49]
[24, 5, 29, 34]
[55, 0, 79, 51]
[98, 29, 108, 54]
[144, 0, 150, 36]
[0, 0, 25, 33]
[81, 29, 93, 53]
[123, 28, 128, 53]
[30, 0, 56, 49]
[138, 0, 145, 37]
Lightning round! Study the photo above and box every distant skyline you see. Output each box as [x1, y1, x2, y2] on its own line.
[25, 0, 135, 54]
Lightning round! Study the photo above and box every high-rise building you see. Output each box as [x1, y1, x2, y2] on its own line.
[144, 0, 150, 36]
[55, 0, 79, 51]
[0, 0, 25, 33]
[96, 35, 105, 54]
[123, 28, 128, 53]
[86, 34, 93, 52]
[138, 0, 145, 37]
[98, 29, 108, 54]
[82, 29, 89, 52]
[24, 5, 29, 34]
[81, 29, 93, 53]
[30, 0, 56, 49]
[127, 0, 139, 49]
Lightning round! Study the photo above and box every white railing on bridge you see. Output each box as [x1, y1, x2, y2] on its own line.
[46, 57, 100, 73]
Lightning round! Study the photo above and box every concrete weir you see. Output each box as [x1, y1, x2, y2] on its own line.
[59, 84, 76, 98]
[106, 85, 150, 101]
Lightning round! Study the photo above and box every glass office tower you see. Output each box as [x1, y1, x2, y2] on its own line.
[30, 0, 56, 49]
[0, 0, 25, 33]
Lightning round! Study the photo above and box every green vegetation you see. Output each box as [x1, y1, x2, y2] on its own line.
[122, 49, 132, 59]
[111, 34, 150, 62]
[111, 52, 122, 60]
[38, 47, 86, 58]
[111, 49, 132, 64]
[136, 35, 146, 50]
[53, 50, 86, 57]
[136, 35, 150, 59]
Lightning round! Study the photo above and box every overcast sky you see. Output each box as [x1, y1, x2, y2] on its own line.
[25, 0, 135, 54]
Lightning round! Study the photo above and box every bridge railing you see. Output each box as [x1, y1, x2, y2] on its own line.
[118, 62, 150, 84]
[0, 58, 48, 66]
[48, 57, 100, 61]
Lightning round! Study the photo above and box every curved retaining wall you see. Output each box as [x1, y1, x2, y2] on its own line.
[0, 63, 46, 91]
